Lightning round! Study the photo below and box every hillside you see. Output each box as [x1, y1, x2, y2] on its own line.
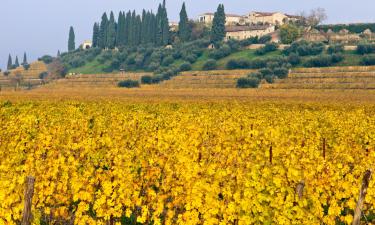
[0, 61, 47, 90]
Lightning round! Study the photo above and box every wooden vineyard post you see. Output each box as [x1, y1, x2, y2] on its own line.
[22, 176, 35, 225]
[269, 144, 273, 165]
[352, 169, 373, 225]
[296, 180, 305, 199]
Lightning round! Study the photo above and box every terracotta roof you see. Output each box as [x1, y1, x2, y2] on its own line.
[200, 12, 243, 18]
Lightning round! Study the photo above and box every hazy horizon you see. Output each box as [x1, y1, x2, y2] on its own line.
[1, 0, 375, 71]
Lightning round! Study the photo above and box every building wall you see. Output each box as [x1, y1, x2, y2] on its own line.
[248, 12, 287, 25]
[225, 26, 275, 41]
[199, 14, 244, 26]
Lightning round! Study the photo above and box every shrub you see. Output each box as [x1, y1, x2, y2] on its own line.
[184, 54, 198, 63]
[357, 43, 375, 55]
[148, 62, 160, 71]
[118, 79, 140, 88]
[327, 44, 344, 54]
[239, 37, 259, 47]
[38, 55, 54, 64]
[23, 64, 30, 70]
[259, 35, 272, 44]
[39, 72, 49, 80]
[264, 75, 276, 84]
[287, 53, 301, 66]
[304, 55, 333, 67]
[249, 58, 267, 69]
[331, 53, 344, 63]
[141, 75, 153, 84]
[4, 71, 10, 76]
[202, 59, 217, 70]
[273, 67, 289, 79]
[249, 72, 263, 80]
[226, 59, 250, 69]
[361, 54, 375, 65]
[179, 62, 192, 71]
[236, 77, 260, 88]
[255, 43, 278, 55]
[209, 44, 231, 60]
[259, 68, 273, 77]
[162, 56, 174, 66]
[284, 41, 325, 56]
[151, 75, 163, 84]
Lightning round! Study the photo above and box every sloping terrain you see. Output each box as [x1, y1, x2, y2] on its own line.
[262, 66, 375, 89]
[45, 72, 151, 88]
[0, 61, 47, 90]
[157, 70, 253, 89]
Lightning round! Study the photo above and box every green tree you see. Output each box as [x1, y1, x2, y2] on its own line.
[178, 2, 191, 42]
[7, 54, 12, 70]
[211, 4, 226, 44]
[280, 24, 301, 44]
[116, 12, 126, 46]
[92, 23, 100, 47]
[107, 11, 117, 49]
[125, 11, 132, 45]
[68, 26, 75, 52]
[57, 50, 61, 57]
[22, 52, 28, 65]
[99, 13, 109, 48]
[161, 0, 170, 45]
[14, 56, 19, 67]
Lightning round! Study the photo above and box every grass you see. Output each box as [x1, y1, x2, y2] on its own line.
[69, 59, 111, 74]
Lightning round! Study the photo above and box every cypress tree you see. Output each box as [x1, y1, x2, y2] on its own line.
[7, 54, 12, 70]
[161, 0, 170, 45]
[156, 4, 163, 46]
[57, 50, 61, 57]
[125, 11, 132, 45]
[178, 2, 191, 42]
[92, 23, 100, 47]
[141, 10, 148, 44]
[107, 11, 117, 49]
[68, 26, 75, 52]
[22, 52, 28, 65]
[99, 13, 109, 49]
[211, 4, 226, 44]
[15, 56, 19, 67]
[128, 10, 137, 46]
[116, 12, 124, 46]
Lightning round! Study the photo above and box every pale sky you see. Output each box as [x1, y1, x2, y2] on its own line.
[1, 0, 375, 70]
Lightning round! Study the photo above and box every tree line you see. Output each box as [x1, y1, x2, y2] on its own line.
[67, 1, 227, 51]
[7, 53, 28, 70]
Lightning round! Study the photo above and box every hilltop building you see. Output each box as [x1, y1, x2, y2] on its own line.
[199, 13, 245, 26]
[81, 40, 93, 49]
[225, 25, 275, 41]
[247, 12, 301, 25]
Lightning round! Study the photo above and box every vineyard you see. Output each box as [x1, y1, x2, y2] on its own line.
[0, 100, 374, 224]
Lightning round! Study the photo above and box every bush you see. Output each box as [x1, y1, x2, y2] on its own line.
[259, 68, 273, 77]
[162, 56, 174, 66]
[141, 75, 153, 84]
[361, 54, 375, 65]
[236, 77, 260, 88]
[151, 75, 163, 84]
[284, 41, 325, 56]
[202, 59, 217, 70]
[209, 44, 232, 60]
[304, 55, 333, 67]
[179, 62, 192, 71]
[38, 55, 54, 64]
[226, 59, 250, 69]
[148, 62, 160, 71]
[327, 44, 344, 54]
[264, 75, 276, 84]
[4, 71, 10, 76]
[255, 43, 278, 55]
[357, 43, 375, 55]
[239, 37, 259, 47]
[39, 72, 49, 80]
[287, 53, 301, 66]
[184, 54, 198, 63]
[273, 67, 289, 79]
[331, 53, 344, 63]
[118, 79, 140, 88]
[259, 35, 272, 44]
[23, 64, 30, 70]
